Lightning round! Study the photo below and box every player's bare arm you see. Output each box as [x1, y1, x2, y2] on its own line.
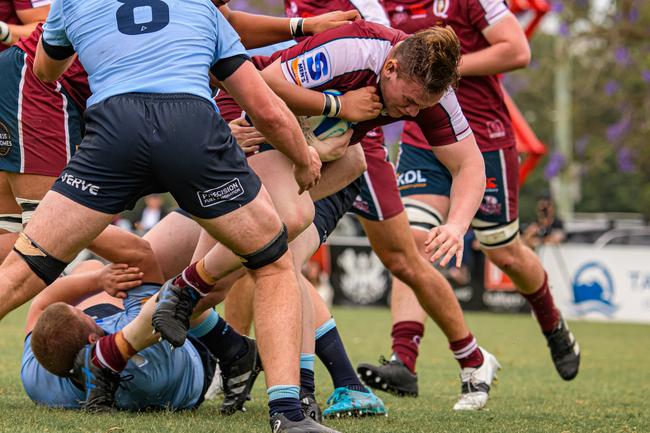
[425, 134, 485, 267]
[458, 14, 530, 76]
[1, 6, 49, 46]
[33, 36, 75, 82]
[220, 5, 360, 49]
[221, 60, 321, 192]
[260, 59, 383, 122]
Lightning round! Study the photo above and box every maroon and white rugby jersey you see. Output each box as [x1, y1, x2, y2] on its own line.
[15, 24, 90, 110]
[284, 0, 389, 26]
[380, 0, 515, 151]
[274, 20, 471, 148]
[0, 0, 49, 52]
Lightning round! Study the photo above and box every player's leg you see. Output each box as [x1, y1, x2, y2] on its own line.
[143, 209, 202, 280]
[354, 143, 498, 409]
[0, 191, 115, 320]
[224, 275, 255, 335]
[146, 98, 310, 427]
[300, 179, 386, 418]
[476, 146, 579, 380]
[0, 173, 21, 259]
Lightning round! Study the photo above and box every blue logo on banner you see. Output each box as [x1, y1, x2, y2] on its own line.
[572, 261, 616, 316]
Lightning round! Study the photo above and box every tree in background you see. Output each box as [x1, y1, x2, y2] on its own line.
[507, 0, 650, 221]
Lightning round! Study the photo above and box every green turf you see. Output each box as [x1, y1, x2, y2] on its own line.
[1, 305, 649, 433]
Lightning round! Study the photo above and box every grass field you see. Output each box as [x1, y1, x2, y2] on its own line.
[1, 305, 648, 433]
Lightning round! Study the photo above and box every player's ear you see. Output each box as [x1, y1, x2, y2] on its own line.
[383, 58, 398, 78]
[88, 333, 100, 344]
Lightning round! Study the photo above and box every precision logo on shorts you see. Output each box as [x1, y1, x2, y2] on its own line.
[0, 122, 12, 157]
[197, 178, 244, 208]
[60, 172, 100, 196]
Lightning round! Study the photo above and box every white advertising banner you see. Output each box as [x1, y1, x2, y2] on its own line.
[539, 244, 650, 324]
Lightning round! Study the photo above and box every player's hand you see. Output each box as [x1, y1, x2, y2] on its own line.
[339, 87, 383, 122]
[229, 117, 266, 154]
[294, 146, 322, 194]
[303, 10, 360, 35]
[313, 129, 353, 161]
[424, 223, 465, 268]
[100, 263, 143, 298]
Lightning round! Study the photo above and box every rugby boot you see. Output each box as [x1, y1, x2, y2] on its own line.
[204, 361, 223, 400]
[152, 276, 201, 347]
[300, 390, 323, 423]
[545, 317, 580, 381]
[453, 347, 500, 411]
[357, 355, 418, 397]
[220, 336, 261, 414]
[322, 387, 386, 418]
[71, 343, 121, 412]
[269, 413, 341, 433]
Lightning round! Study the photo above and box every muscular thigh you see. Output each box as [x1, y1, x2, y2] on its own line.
[248, 149, 314, 237]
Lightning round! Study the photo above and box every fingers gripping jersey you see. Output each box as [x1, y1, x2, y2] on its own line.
[277, 20, 471, 149]
[284, 0, 390, 27]
[383, 0, 514, 151]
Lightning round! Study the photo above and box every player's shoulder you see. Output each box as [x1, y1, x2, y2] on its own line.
[351, 19, 406, 43]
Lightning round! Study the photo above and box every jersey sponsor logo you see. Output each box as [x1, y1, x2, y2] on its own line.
[290, 49, 332, 87]
[60, 172, 100, 195]
[197, 178, 244, 208]
[0, 122, 12, 157]
[433, 0, 451, 19]
[486, 119, 506, 139]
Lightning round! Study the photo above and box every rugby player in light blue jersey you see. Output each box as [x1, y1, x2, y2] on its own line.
[22, 225, 254, 412]
[0, 0, 331, 430]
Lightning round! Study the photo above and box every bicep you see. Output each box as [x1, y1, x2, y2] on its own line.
[482, 13, 528, 47]
[431, 134, 481, 175]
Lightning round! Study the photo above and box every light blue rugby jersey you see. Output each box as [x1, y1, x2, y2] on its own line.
[42, 0, 247, 106]
[21, 285, 205, 410]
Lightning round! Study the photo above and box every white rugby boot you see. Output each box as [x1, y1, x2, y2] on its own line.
[453, 347, 501, 411]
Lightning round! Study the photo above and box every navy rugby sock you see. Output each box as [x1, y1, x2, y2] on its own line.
[189, 310, 248, 367]
[268, 385, 304, 422]
[315, 319, 368, 393]
[300, 353, 315, 395]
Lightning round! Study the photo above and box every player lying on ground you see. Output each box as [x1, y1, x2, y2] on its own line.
[22, 225, 258, 412]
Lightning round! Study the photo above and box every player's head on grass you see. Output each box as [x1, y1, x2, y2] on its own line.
[30, 302, 105, 377]
[380, 26, 461, 118]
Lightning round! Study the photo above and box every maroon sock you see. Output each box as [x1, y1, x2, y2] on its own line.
[449, 333, 484, 369]
[91, 334, 128, 372]
[522, 273, 561, 334]
[391, 321, 424, 373]
[179, 262, 213, 295]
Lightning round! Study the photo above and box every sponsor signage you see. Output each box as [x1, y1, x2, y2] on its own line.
[539, 244, 650, 323]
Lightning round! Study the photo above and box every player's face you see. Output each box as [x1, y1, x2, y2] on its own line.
[71, 306, 105, 338]
[380, 59, 442, 118]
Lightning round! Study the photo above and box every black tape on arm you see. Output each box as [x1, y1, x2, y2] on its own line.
[210, 54, 250, 81]
[41, 39, 75, 61]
